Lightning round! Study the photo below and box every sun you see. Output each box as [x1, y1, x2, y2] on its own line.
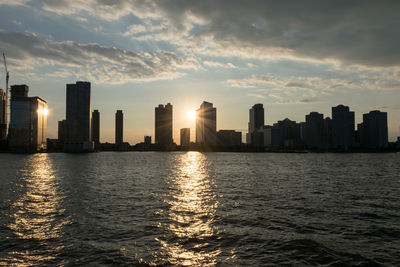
[186, 110, 196, 121]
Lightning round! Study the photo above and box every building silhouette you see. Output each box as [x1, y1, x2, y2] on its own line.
[64, 81, 93, 152]
[180, 128, 190, 146]
[155, 103, 173, 146]
[218, 130, 242, 147]
[115, 110, 123, 144]
[323, 117, 332, 148]
[58, 120, 66, 144]
[360, 110, 388, 149]
[246, 103, 264, 145]
[92, 110, 100, 144]
[0, 88, 6, 140]
[144, 135, 151, 145]
[332, 105, 355, 150]
[8, 85, 47, 152]
[272, 118, 301, 149]
[304, 112, 324, 149]
[196, 101, 217, 145]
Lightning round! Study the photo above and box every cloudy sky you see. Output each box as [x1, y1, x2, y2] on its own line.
[1, 0, 400, 143]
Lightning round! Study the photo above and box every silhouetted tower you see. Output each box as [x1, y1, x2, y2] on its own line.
[305, 112, 324, 149]
[155, 103, 173, 146]
[247, 103, 265, 145]
[360, 110, 388, 149]
[0, 89, 6, 139]
[196, 101, 217, 145]
[332, 105, 355, 150]
[58, 120, 66, 143]
[92, 109, 100, 144]
[115, 110, 123, 144]
[180, 128, 190, 146]
[65, 81, 92, 142]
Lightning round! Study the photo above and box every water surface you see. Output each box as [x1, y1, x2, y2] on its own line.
[0, 152, 399, 266]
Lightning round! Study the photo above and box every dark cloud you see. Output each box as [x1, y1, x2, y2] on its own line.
[40, 0, 399, 67]
[153, 0, 400, 67]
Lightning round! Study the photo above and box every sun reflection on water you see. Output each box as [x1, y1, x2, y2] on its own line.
[3, 154, 70, 266]
[155, 152, 221, 266]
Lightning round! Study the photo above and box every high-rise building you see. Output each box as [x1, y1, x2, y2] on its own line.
[8, 85, 47, 152]
[115, 110, 123, 144]
[271, 118, 301, 149]
[92, 110, 100, 144]
[0, 88, 6, 140]
[180, 128, 190, 146]
[196, 101, 217, 145]
[58, 120, 66, 143]
[360, 110, 388, 149]
[144, 136, 151, 145]
[304, 112, 324, 149]
[246, 104, 264, 145]
[64, 81, 93, 152]
[217, 130, 242, 147]
[332, 105, 355, 150]
[155, 103, 173, 146]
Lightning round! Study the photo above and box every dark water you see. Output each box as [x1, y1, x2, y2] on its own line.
[0, 152, 399, 266]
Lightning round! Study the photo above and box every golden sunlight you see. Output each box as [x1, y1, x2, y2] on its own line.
[186, 110, 196, 121]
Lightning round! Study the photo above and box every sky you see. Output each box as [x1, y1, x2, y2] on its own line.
[0, 0, 400, 144]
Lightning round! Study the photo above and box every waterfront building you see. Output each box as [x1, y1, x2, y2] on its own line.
[92, 110, 100, 144]
[64, 81, 93, 152]
[180, 128, 190, 146]
[271, 118, 301, 149]
[8, 85, 47, 152]
[332, 105, 355, 150]
[323, 117, 332, 149]
[246, 104, 264, 145]
[0, 88, 6, 139]
[155, 103, 173, 146]
[196, 101, 217, 145]
[115, 110, 123, 144]
[144, 136, 151, 145]
[304, 112, 324, 149]
[217, 130, 242, 147]
[360, 110, 388, 149]
[58, 120, 66, 144]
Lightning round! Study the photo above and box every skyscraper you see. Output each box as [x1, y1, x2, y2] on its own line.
[196, 101, 217, 145]
[246, 103, 265, 145]
[180, 128, 190, 146]
[115, 110, 123, 144]
[155, 103, 173, 146]
[64, 81, 93, 152]
[92, 110, 100, 144]
[304, 112, 324, 149]
[58, 120, 66, 143]
[0, 88, 6, 140]
[360, 110, 388, 149]
[8, 85, 47, 152]
[332, 105, 355, 150]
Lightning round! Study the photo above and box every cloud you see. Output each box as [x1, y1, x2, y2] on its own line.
[3, 1, 399, 69]
[0, 30, 191, 83]
[276, 98, 317, 105]
[203, 60, 237, 69]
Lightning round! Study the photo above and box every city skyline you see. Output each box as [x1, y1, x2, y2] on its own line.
[0, 1, 400, 143]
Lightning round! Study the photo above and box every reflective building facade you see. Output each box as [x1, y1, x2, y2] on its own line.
[8, 85, 47, 152]
[196, 101, 217, 145]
